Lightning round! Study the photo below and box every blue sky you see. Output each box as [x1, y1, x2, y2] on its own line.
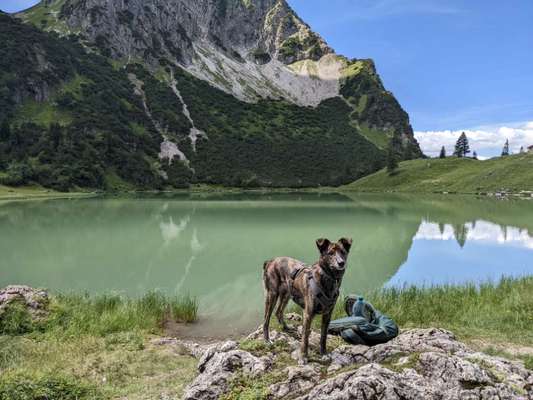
[3, 0, 533, 156]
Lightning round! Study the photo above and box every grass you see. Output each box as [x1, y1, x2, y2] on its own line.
[0, 291, 199, 399]
[343, 154, 533, 194]
[0, 291, 198, 337]
[0, 184, 95, 200]
[330, 276, 533, 345]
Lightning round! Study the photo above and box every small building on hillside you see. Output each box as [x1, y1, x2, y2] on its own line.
[528, 145, 533, 153]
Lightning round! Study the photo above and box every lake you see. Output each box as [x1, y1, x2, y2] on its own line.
[1, 193, 533, 336]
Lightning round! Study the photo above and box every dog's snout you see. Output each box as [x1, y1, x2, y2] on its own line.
[338, 260, 346, 268]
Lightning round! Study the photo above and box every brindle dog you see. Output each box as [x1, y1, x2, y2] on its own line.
[262, 238, 352, 364]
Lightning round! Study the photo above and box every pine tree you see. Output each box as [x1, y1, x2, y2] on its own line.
[439, 146, 446, 159]
[501, 139, 510, 156]
[472, 151, 478, 160]
[520, 146, 525, 154]
[454, 132, 470, 158]
[48, 123, 62, 149]
[386, 140, 399, 175]
[0, 120, 10, 142]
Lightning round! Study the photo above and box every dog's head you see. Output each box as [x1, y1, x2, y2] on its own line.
[316, 238, 353, 275]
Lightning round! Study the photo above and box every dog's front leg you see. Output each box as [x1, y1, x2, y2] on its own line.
[299, 306, 313, 365]
[320, 311, 332, 358]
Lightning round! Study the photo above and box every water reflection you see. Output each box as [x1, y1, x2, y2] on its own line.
[1, 193, 533, 334]
[415, 221, 533, 249]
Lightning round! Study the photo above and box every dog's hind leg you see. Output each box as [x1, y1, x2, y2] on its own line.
[275, 292, 291, 332]
[263, 290, 278, 343]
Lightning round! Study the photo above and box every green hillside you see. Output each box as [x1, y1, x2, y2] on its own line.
[343, 154, 533, 195]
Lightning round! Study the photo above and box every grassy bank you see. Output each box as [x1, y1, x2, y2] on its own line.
[1, 279, 532, 399]
[0, 184, 97, 201]
[349, 277, 533, 345]
[0, 291, 198, 399]
[343, 153, 533, 194]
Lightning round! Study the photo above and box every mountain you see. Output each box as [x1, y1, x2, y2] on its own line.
[343, 153, 533, 195]
[0, 0, 422, 190]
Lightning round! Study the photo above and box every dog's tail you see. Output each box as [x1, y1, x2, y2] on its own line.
[262, 260, 272, 291]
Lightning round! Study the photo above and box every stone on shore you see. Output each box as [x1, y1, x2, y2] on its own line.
[0, 285, 49, 319]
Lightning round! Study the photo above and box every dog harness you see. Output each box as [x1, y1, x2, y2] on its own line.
[289, 265, 340, 313]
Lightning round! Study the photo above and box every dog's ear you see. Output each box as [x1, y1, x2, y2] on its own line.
[316, 238, 331, 254]
[339, 238, 353, 253]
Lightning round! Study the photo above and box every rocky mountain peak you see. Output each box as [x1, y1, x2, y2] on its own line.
[20, 0, 340, 106]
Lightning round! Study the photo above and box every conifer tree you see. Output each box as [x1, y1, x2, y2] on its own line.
[501, 139, 510, 156]
[386, 140, 399, 175]
[454, 132, 470, 158]
[0, 120, 10, 142]
[439, 146, 446, 159]
[520, 146, 525, 153]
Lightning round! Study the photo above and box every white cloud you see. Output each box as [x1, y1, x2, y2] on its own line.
[415, 221, 533, 250]
[415, 121, 533, 158]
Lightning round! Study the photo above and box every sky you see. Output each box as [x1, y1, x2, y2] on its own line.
[3, 0, 533, 157]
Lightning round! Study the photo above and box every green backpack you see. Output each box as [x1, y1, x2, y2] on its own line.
[328, 295, 399, 345]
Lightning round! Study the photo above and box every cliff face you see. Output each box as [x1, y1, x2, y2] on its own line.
[0, 1, 422, 190]
[21, 0, 340, 107]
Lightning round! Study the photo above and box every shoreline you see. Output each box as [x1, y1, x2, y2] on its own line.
[2, 183, 533, 201]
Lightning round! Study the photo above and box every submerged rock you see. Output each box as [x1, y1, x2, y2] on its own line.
[182, 327, 533, 400]
[0, 285, 49, 319]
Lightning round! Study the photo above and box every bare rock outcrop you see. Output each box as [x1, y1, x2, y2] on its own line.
[183, 340, 271, 400]
[0, 285, 49, 319]
[302, 328, 533, 400]
[181, 327, 533, 400]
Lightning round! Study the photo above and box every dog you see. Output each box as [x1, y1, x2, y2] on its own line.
[262, 238, 352, 364]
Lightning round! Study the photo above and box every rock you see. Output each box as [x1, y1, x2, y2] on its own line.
[0, 285, 49, 319]
[328, 344, 369, 373]
[246, 326, 300, 351]
[269, 364, 321, 399]
[183, 340, 271, 400]
[286, 313, 302, 322]
[302, 329, 533, 399]
[182, 327, 533, 400]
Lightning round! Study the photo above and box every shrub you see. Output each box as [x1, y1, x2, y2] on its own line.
[0, 373, 103, 400]
[0, 302, 34, 336]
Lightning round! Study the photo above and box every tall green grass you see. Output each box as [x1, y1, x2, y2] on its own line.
[0, 291, 198, 337]
[332, 277, 533, 344]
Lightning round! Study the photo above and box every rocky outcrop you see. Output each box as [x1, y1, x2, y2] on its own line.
[0, 285, 49, 319]
[183, 340, 271, 400]
[177, 327, 533, 400]
[20, 0, 338, 107]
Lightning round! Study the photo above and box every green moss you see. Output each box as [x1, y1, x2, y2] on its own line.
[381, 352, 421, 373]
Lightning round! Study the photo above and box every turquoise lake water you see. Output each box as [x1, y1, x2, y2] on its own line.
[1, 193, 532, 334]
